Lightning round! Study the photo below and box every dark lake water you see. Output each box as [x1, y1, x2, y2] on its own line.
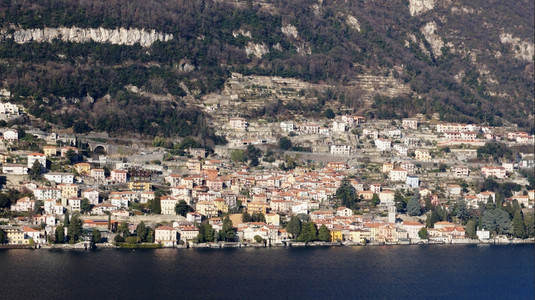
[0, 244, 533, 299]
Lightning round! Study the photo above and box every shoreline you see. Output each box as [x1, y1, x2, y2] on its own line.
[4, 238, 533, 250]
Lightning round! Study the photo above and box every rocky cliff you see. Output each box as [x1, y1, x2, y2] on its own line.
[1, 27, 173, 47]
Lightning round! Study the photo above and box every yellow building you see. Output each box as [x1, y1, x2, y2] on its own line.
[345, 230, 371, 244]
[382, 163, 394, 173]
[265, 213, 281, 226]
[128, 181, 152, 192]
[214, 199, 229, 213]
[330, 229, 343, 242]
[59, 183, 79, 200]
[196, 201, 218, 218]
[246, 201, 267, 215]
[5, 228, 30, 245]
[43, 146, 58, 157]
[74, 163, 91, 175]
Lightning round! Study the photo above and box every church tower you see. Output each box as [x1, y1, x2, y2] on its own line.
[388, 205, 396, 224]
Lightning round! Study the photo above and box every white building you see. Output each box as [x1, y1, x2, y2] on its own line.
[34, 187, 61, 201]
[27, 153, 47, 169]
[481, 166, 506, 179]
[402, 119, 418, 130]
[375, 139, 392, 151]
[44, 172, 74, 184]
[2, 164, 27, 175]
[280, 121, 295, 133]
[229, 117, 247, 130]
[3, 129, 19, 141]
[82, 189, 100, 205]
[414, 149, 431, 161]
[330, 144, 351, 155]
[406, 176, 419, 188]
[389, 169, 408, 182]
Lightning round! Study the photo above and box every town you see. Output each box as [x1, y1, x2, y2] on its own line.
[0, 99, 533, 249]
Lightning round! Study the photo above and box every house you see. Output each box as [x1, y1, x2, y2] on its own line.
[177, 225, 199, 242]
[160, 196, 179, 215]
[280, 121, 295, 133]
[110, 170, 128, 183]
[331, 120, 347, 132]
[44, 200, 64, 215]
[246, 201, 267, 215]
[27, 153, 47, 169]
[265, 213, 280, 226]
[370, 183, 381, 194]
[90, 169, 106, 182]
[3, 129, 18, 141]
[481, 166, 506, 179]
[2, 164, 28, 175]
[336, 207, 353, 217]
[44, 172, 74, 184]
[327, 162, 348, 170]
[229, 117, 247, 130]
[330, 144, 351, 155]
[393, 144, 408, 156]
[401, 221, 424, 239]
[68, 198, 82, 211]
[74, 163, 91, 175]
[60, 146, 78, 158]
[128, 181, 152, 191]
[186, 212, 203, 223]
[375, 139, 392, 151]
[434, 221, 455, 229]
[110, 197, 129, 209]
[382, 163, 394, 173]
[140, 191, 155, 204]
[402, 119, 418, 130]
[414, 149, 431, 161]
[155, 226, 178, 246]
[447, 185, 462, 197]
[0, 102, 20, 114]
[379, 190, 395, 206]
[34, 187, 61, 201]
[165, 174, 182, 187]
[58, 183, 79, 201]
[451, 166, 470, 177]
[406, 176, 419, 188]
[92, 204, 119, 215]
[389, 169, 408, 182]
[10, 197, 35, 212]
[3, 227, 29, 245]
[43, 146, 58, 156]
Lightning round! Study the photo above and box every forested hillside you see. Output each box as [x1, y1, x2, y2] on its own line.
[0, 0, 533, 138]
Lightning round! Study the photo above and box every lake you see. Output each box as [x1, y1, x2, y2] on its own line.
[0, 244, 533, 299]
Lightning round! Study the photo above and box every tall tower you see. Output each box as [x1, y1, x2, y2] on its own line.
[388, 205, 396, 224]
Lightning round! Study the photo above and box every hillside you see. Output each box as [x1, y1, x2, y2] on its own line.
[0, 0, 533, 139]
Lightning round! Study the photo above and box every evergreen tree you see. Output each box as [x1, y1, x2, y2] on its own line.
[465, 219, 477, 238]
[512, 210, 526, 238]
[242, 211, 251, 223]
[318, 225, 330, 242]
[67, 214, 83, 243]
[151, 197, 161, 214]
[55, 225, 65, 243]
[92, 228, 102, 244]
[455, 200, 471, 224]
[371, 193, 380, 207]
[0, 229, 6, 244]
[407, 195, 422, 216]
[64, 210, 70, 227]
[175, 200, 193, 217]
[297, 222, 318, 243]
[136, 221, 148, 242]
[336, 178, 356, 209]
[81, 198, 92, 214]
[221, 216, 235, 242]
[394, 190, 406, 213]
[286, 216, 301, 238]
[524, 212, 535, 238]
[418, 227, 428, 239]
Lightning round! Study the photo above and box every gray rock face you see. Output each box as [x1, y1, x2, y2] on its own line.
[1, 27, 173, 47]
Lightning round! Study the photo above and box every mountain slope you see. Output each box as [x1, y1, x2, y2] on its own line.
[0, 0, 533, 136]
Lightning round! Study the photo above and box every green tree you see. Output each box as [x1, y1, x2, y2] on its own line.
[30, 160, 43, 180]
[80, 198, 91, 214]
[465, 219, 477, 238]
[371, 193, 380, 207]
[242, 211, 252, 223]
[136, 221, 148, 242]
[64, 210, 70, 227]
[324, 108, 335, 119]
[297, 222, 318, 243]
[454, 200, 471, 224]
[65, 149, 78, 164]
[117, 221, 130, 239]
[418, 227, 429, 239]
[512, 210, 526, 238]
[481, 209, 511, 235]
[394, 190, 406, 213]
[55, 225, 65, 243]
[220, 216, 235, 242]
[407, 195, 422, 216]
[151, 197, 161, 214]
[91, 228, 102, 244]
[336, 178, 357, 209]
[175, 200, 193, 217]
[197, 223, 214, 243]
[253, 235, 264, 243]
[318, 224, 330, 242]
[67, 214, 83, 243]
[278, 137, 293, 150]
[286, 216, 302, 238]
[0, 229, 6, 244]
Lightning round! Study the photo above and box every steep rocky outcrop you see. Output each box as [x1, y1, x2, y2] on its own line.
[0, 27, 173, 47]
[408, 0, 436, 16]
[499, 33, 534, 62]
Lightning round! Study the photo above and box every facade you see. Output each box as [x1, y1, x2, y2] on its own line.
[414, 149, 431, 161]
[330, 144, 351, 155]
[402, 119, 418, 130]
[27, 153, 47, 169]
[2, 164, 28, 175]
[481, 166, 506, 179]
[229, 117, 247, 130]
[44, 172, 74, 184]
[111, 170, 128, 183]
[375, 139, 392, 151]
